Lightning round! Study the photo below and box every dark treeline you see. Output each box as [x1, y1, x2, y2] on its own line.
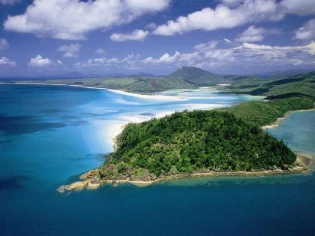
[215, 97, 314, 126]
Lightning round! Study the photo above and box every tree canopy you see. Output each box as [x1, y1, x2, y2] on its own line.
[99, 109, 297, 181]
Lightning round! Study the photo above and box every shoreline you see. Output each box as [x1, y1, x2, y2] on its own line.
[57, 153, 313, 193]
[3, 81, 187, 101]
[262, 108, 315, 129]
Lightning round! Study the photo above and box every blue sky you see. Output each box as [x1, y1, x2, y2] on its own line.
[0, 0, 315, 77]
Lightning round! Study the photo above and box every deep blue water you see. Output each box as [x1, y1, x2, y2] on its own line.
[0, 84, 314, 236]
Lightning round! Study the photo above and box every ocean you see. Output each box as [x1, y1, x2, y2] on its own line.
[0, 84, 314, 236]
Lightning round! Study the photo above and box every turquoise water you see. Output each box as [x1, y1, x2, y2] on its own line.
[0, 84, 314, 236]
[267, 111, 315, 158]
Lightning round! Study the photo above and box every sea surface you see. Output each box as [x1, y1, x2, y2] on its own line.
[0, 84, 314, 236]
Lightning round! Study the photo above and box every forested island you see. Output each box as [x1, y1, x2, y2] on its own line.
[98, 97, 313, 180]
[58, 96, 313, 192]
[102, 110, 295, 178]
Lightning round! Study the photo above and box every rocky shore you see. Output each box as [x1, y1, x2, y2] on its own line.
[57, 153, 312, 193]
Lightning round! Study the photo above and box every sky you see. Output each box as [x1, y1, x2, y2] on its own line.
[0, 0, 315, 77]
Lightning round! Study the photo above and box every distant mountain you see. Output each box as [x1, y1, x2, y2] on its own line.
[168, 66, 227, 85]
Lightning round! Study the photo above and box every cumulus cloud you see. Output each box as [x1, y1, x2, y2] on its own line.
[0, 57, 16, 66]
[143, 52, 181, 64]
[153, 0, 281, 36]
[75, 53, 141, 70]
[0, 0, 20, 5]
[0, 38, 9, 50]
[295, 19, 315, 41]
[96, 49, 106, 55]
[75, 40, 315, 73]
[110, 29, 149, 42]
[153, 0, 315, 36]
[194, 40, 218, 51]
[28, 55, 53, 67]
[124, 0, 170, 14]
[236, 25, 281, 42]
[57, 43, 81, 58]
[4, 0, 170, 40]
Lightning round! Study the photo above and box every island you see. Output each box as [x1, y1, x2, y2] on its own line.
[58, 96, 314, 192]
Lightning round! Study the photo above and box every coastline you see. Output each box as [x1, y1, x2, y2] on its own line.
[57, 153, 313, 193]
[6, 81, 186, 101]
[262, 108, 315, 129]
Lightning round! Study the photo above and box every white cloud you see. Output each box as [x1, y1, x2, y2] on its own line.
[57, 43, 80, 58]
[0, 38, 10, 50]
[194, 40, 218, 51]
[143, 51, 181, 64]
[279, 0, 315, 16]
[236, 26, 264, 42]
[110, 29, 149, 42]
[74, 40, 315, 73]
[160, 51, 181, 63]
[236, 25, 280, 42]
[75, 53, 141, 70]
[28, 55, 53, 68]
[96, 49, 106, 55]
[295, 19, 315, 41]
[4, 0, 170, 40]
[153, 0, 315, 36]
[124, 0, 170, 14]
[223, 38, 232, 43]
[153, 1, 281, 36]
[0, 57, 16, 66]
[0, 0, 20, 5]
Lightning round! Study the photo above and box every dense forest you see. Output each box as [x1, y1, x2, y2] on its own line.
[225, 71, 315, 100]
[215, 97, 314, 126]
[99, 109, 297, 181]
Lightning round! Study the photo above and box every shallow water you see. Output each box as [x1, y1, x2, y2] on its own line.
[0, 84, 314, 236]
[267, 110, 315, 158]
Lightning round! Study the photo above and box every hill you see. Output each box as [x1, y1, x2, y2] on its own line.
[225, 71, 315, 100]
[168, 66, 226, 85]
[98, 110, 298, 182]
[215, 97, 314, 126]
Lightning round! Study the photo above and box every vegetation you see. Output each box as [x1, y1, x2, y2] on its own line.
[215, 97, 314, 126]
[168, 66, 226, 85]
[226, 71, 315, 100]
[99, 110, 297, 181]
[18, 77, 197, 94]
[12, 66, 259, 93]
